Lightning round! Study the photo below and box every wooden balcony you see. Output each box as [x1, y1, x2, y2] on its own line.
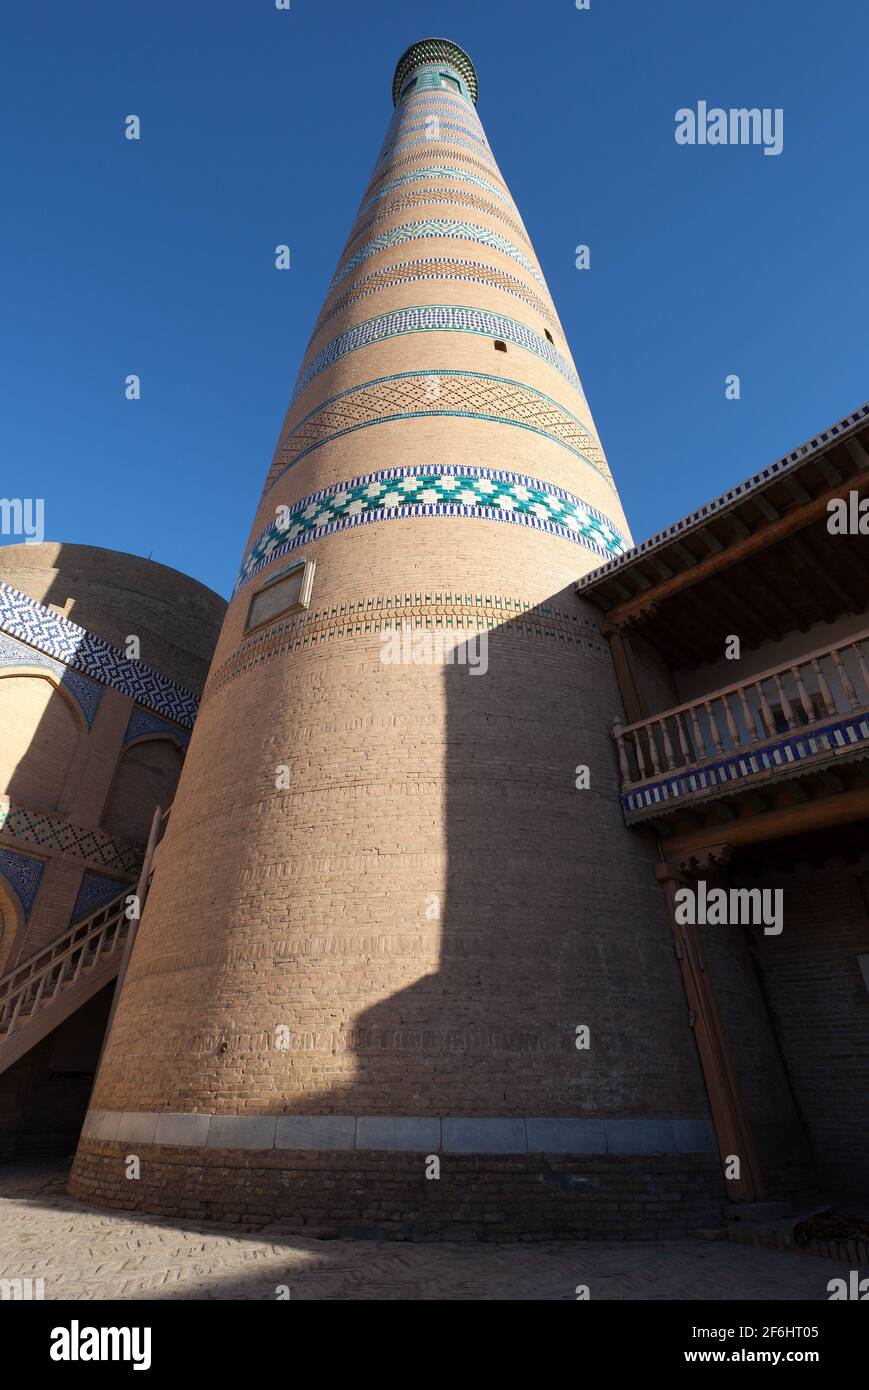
[614, 630, 869, 826]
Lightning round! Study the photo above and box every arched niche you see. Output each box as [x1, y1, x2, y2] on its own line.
[101, 736, 184, 845]
[0, 670, 84, 812]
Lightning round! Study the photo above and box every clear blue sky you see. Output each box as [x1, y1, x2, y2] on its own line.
[2, 0, 867, 598]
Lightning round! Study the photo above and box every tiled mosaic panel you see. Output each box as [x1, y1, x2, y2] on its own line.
[395, 62, 475, 107]
[0, 797, 142, 873]
[378, 133, 501, 176]
[204, 594, 609, 706]
[71, 871, 132, 924]
[0, 846, 45, 921]
[0, 630, 103, 728]
[0, 583, 199, 728]
[378, 118, 489, 160]
[315, 257, 559, 341]
[358, 168, 512, 217]
[348, 191, 530, 249]
[363, 148, 508, 206]
[330, 221, 545, 292]
[294, 306, 582, 404]
[236, 465, 627, 596]
[268, 371, 611, 493]
[124, 705, 191, 748]
[624, 712, 869, 815]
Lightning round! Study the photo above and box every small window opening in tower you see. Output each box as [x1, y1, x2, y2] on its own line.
[494, 340, 507, 352]
[401, 78, 418, 97]
[544, 329, 555, 344]
[441, 73, 461, 91]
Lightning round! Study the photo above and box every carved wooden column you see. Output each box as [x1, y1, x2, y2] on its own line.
[655, 851, 764, 1202]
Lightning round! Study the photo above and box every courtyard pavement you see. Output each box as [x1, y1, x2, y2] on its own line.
[0, 1159, 856, 1300]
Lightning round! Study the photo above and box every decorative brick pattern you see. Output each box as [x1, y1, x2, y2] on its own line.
[377, 133, 500, 174]
[0, 797, 142, 874]
[358, 167, 512, 216]
[70, 872, 131, 924]
[202, 594, 608, 706]
[294, 305, 581, 403]
[236, 465, 627, 595]
[363, 147, 510, 205]
[0, 847, 45, 921]
[268, 371, 611, 493]
[0, 630, 103, 728]
[314, 258, 559, 341]
[345, 190, 531, 252]
[0, 582, 199, 728]
[330, 224, 544, 293]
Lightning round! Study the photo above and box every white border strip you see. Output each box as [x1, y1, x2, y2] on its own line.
[82, 1110, 716, 1156]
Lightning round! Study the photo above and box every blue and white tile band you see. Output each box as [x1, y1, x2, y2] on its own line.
[0, 582, 199, 728]
[330, 221, 543, 291]
[357, 167, 513, 216]
[294, 304, 580, 403]
[235, 464, 627, 597]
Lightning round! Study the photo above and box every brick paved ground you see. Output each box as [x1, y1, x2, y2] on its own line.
[0, 1159, 857, 1300]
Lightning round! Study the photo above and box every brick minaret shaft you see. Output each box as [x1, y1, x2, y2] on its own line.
[71, 40, 721, 1232]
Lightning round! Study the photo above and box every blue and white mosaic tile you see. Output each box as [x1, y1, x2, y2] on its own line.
[71, 871, 131, 924]
[295, 304, 581, 403]
[0, 583, 199, 728]
[623, 712, 869, 815]
[235, 465, 627, 597]
[358, 168, 512, 216]
[123, 706, 191, 748]
[0, 630, 103, 728]
[331, 222, 545, 292]
[0, 847, 45, 921]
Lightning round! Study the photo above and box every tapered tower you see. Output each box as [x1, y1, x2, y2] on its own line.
[71, 40, 722, 1235]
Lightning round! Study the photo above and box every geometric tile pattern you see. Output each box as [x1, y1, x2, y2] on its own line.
[294, 306, 582, 403]
[267, 370, 611, 493]
[0, 797, 143, 874]
[357, 167, 513, 216]
[378, 118, 489, 155]
[623, 710, 869, 817]
[235, 465, 628, 596]
[203, 595, 609, 706]
[0, 847, 45, 921]
[0, 630, 103, 728]
[362, 148, 508, 205]
[378, 133, 500, 174]
[330, 223, 545, 291]
[0, 583, 199, 729]
[314, 257, 559, 341]
[71, 871, 132, 924]
[348, 191, 530, 248]
[123, 706, 191, 748]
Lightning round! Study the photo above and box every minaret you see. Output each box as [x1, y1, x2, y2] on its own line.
[71, 40, 719, 1234]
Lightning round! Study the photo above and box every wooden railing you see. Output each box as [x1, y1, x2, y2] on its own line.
[0, 892, 130, 1039]
[613, 629, 869, 792]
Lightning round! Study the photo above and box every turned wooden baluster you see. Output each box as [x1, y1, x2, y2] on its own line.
[689, 703, 705, 760]
[737, 684, 760, 745]
[772, 673, 796, 729]
[674, 711, 693, 766]
[811, 658, 837, 716]
[852, 641, 869, 703]
[646, 721, 662, 776]
[720, 693, 741, 751]
[754, 680, 776, 736]
[659, 717, 676, 770]
[791, 664, 815, 723]
[704, 700, 724, 755]
[831, 648, 859, 710]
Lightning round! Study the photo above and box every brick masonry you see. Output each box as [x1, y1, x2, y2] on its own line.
[70, 41, 719, 1230]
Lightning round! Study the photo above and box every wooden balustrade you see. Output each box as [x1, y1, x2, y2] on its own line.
[613, 628, 869, 792]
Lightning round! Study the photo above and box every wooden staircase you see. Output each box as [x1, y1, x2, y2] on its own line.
[0, 803, 167, 1074]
